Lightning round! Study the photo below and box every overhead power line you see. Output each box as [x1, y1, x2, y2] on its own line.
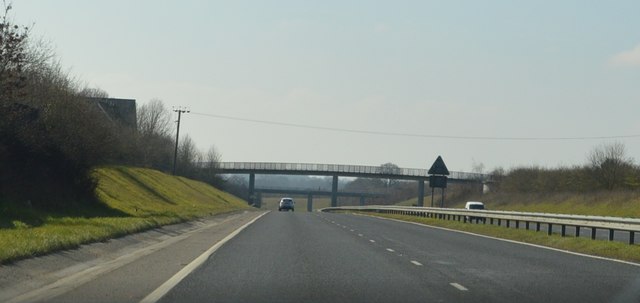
[190, 112, 640, 141]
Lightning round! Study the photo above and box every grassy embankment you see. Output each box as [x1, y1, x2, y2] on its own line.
[384, 191, 640, 263]
[0, 166, 250, 264]
[397, 191, 640, 218]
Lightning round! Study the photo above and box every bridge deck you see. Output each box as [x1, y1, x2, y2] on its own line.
[218, 162, 488, 181]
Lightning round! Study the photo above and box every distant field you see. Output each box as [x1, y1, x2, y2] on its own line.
[0, 166, 250, 264]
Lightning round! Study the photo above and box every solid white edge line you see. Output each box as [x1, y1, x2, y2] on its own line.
[359, 214, 640, 268]
[450, 283, 468, 291]
[410, 260, 423, 266]
[139, 211, 270, 303]
[5, 212, 247, 303]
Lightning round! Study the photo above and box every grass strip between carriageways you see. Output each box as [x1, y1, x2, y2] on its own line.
[350, 211, 640, 264]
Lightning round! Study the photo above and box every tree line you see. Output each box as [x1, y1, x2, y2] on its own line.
[489, 142, 640, 194]
[0, 5, 221, 208]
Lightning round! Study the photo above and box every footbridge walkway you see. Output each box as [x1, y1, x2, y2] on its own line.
[218, 162, 490, 207]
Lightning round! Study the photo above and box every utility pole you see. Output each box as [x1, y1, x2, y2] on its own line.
[172, 107, 189, 175]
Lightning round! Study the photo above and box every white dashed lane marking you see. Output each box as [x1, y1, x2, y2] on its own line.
[410, 260, 423, 266]
[450, 283, 468, 291]
[369, 239, 376, 243]
[386, 248, 395, 252]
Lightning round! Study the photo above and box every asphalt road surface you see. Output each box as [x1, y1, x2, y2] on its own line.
[157, 212, 640, 303]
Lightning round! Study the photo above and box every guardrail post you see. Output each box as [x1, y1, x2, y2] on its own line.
[307, 194, 313, 212]
[547, 224, 553, 235]
[463, 216, 467, 223]
[591, 228, 596, 240]
[575, 226, 580, 237]
[490, 218, 494, 225]
[561, 225, 566, 237]
[609, 229, 614, 241]
[536, 222, 540, 232]
[630, 232, 635, 245]
[498, 219, 501, 226]
[525, 221, 530, 230]
[506, 220, 510, 228]
[515, 220, 520, 229]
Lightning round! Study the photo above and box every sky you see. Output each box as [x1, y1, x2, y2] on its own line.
[10, 0, 640, 172]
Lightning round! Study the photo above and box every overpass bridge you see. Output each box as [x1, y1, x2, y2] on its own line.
[218, 162, 490, 207]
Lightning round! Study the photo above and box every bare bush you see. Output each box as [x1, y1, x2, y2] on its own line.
[137, 99, 172, 137]
[136, 99, 174, 170]
[588, 142, 634, 190]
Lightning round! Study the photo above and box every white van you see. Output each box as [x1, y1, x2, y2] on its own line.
[465, 201, 485, 210]
[465, 201, 485, 222]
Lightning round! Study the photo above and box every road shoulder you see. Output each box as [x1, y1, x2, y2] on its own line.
[0, 210, 265, 303]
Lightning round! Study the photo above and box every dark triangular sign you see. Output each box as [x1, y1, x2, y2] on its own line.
[428, 156, 450, 175]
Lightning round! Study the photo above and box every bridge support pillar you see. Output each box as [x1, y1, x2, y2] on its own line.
[359, 196, 365, 206]
[256, 192, 262, 208]
[417, 179, 425, 207]
[248, 173, 255, 206]
[331, 175, 338, 207]
[307, 194, 313, 212]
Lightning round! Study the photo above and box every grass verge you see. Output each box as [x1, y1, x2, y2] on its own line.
[0, 166, 250, 264]
[353, 211, 640, 264]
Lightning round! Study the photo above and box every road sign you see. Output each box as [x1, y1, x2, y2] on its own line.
[428, 156, 449, 207]
[428, 156, 450, 176]
[429, 175, 447, 188]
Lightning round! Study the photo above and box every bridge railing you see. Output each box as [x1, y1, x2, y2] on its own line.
[321, 205, 640, 245]
[218, 162, 490, 181]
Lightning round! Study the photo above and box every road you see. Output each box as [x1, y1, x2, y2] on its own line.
[5, 211, 640, 303]
[157, 212, 640, 303]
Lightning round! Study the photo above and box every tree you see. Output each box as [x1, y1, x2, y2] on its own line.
[0, 2, 29, 101]
[137, 99, 172, 137]
[198, 145, 223, 187]
[587, 142, 634, 190]
[0, 3, 124, 206]
[176, 135, 200, 178]
[135, 99, 174, 170]
[79, 86, 109, 98]
[379, 162, 400, 188]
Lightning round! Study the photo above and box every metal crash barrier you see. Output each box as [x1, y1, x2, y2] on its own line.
[321, 206, 640, 245]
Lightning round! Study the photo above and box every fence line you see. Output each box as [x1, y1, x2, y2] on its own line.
[321, 206, 640, 245]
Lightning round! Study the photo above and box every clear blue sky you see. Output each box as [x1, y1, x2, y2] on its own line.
[12, 0, 640, 171]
